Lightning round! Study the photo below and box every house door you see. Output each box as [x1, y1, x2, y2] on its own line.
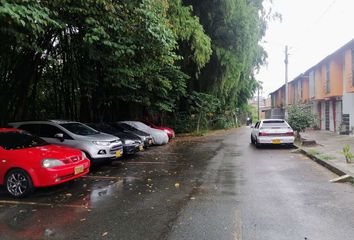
[335, 100, 342, 132]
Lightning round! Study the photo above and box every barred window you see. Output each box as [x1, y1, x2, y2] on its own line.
[326, 62, 330, 93]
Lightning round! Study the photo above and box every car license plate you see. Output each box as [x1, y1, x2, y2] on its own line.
[139, 145, 144, 151]
[115, 151, 122, 158]
[272, 139, 281, 144]
[74, 165, 84, 175]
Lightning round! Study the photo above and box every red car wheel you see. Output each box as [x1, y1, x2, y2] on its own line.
[5, 169, 34, 198]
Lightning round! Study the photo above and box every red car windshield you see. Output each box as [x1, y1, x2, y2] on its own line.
[0, 131, 48, 150]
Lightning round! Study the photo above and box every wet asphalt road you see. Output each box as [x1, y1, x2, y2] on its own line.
[1, 127, 354, 239]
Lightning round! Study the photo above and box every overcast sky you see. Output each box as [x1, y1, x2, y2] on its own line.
[256, 0, 354, 97]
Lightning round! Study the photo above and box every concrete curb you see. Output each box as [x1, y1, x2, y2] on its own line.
[295, 144, 351, 179]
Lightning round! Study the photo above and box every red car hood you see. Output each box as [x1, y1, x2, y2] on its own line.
[12, 144, 82, 160]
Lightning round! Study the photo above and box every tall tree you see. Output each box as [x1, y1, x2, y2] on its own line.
[182, 0, 269, 117]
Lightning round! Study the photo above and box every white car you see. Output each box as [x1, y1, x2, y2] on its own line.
[119, 121, 169, 145]
[250, 119, 295, 147]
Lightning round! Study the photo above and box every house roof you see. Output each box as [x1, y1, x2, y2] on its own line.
[305, 38, 354, 73]
[269, 38, 354, 96]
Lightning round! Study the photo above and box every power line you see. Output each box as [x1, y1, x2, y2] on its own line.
[313, 0, 338, 24]
[286, 0, 338, 49]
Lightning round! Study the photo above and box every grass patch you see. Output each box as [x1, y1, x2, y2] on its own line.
[307, 149, 320, 156]
[306, 148, 335, 161]
[176, 130, 209, 137]
[317, 154, 335, 161]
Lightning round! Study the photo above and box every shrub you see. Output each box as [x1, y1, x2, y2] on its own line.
[342, 144, 353, 163]
[287, 104, 317, 138]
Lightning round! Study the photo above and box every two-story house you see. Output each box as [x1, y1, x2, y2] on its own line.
[269, 38, 354, 134]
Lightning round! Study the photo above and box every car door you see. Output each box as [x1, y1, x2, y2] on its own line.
[0, 146, 9, 183]
[17, 124, 41, 136]
[251, 122, 260, 139]
[0, 133, 32, 182]
[39, 124, 73, 146]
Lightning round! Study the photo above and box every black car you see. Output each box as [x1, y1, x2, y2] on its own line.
[87, 123, 143, 155]
[109, 122, 153, 148]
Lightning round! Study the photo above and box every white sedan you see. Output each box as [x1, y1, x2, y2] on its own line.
[119, 121, 169, 145]
[250, 119, 295, 147]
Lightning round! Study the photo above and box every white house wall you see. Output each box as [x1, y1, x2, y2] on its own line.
[342, 93, 354, 131]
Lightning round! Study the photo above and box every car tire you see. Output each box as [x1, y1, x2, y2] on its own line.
[5, 169, 34, 198]
[250, 136, 255, 144]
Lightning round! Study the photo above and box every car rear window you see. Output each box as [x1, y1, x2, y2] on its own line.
[90, 124, 116, 134]
[109, 123, 125, 132]
[118, 123, 137, 132]
[0, 131, 48, 150]
[261, 121, 289, 129]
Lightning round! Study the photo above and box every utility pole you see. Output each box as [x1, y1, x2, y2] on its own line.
[257, 83, 260, 121]
[284, 45, 289, 119]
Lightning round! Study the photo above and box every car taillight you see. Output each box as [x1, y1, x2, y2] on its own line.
[259, 132, 268, 136]
[285, 132, 294, 136]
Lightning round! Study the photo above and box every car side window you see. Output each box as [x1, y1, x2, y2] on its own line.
[255, 122, 260, 129]
[40, 124, 72, 139]
[18, 124, 41, 135]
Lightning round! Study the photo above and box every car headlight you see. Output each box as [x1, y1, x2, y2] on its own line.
[124, 139, 135, 145]
[81, 151, 87, 160]
[42, 159, 64, 168]
[92, 141, 111, 146]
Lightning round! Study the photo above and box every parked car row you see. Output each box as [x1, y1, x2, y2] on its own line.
[0, 120, 175, 198]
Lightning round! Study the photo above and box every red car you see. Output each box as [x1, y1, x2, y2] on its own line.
[142, 121, 175, 139]
[0, 128, 90, 198]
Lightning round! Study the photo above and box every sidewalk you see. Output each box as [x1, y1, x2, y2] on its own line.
[296, 130, 354, 178]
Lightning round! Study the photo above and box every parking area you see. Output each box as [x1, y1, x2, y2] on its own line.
[0, 134, 223, 240]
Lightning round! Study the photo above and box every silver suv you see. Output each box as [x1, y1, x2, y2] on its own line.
[9, 120, 123, 163]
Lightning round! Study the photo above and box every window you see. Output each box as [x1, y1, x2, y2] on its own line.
[110, 123, 126, 132]
[89, 123, 117, 134]
[352, 49, 354, 86]
[60, 123, 99, 136]
[40, 124, 72, 139]
[326, 62, 330, 93]
[261, 120, 289, 129]
[18, 124, 41, 135]
[309, 71, 315, 98]
[271, 95, 275, 108]
[118, 123, 138, 132]
[0, 131, 48, 150]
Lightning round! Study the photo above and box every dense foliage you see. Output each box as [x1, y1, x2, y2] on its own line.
[288, 104, 317, 137]
[0, 0, 272, 132]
